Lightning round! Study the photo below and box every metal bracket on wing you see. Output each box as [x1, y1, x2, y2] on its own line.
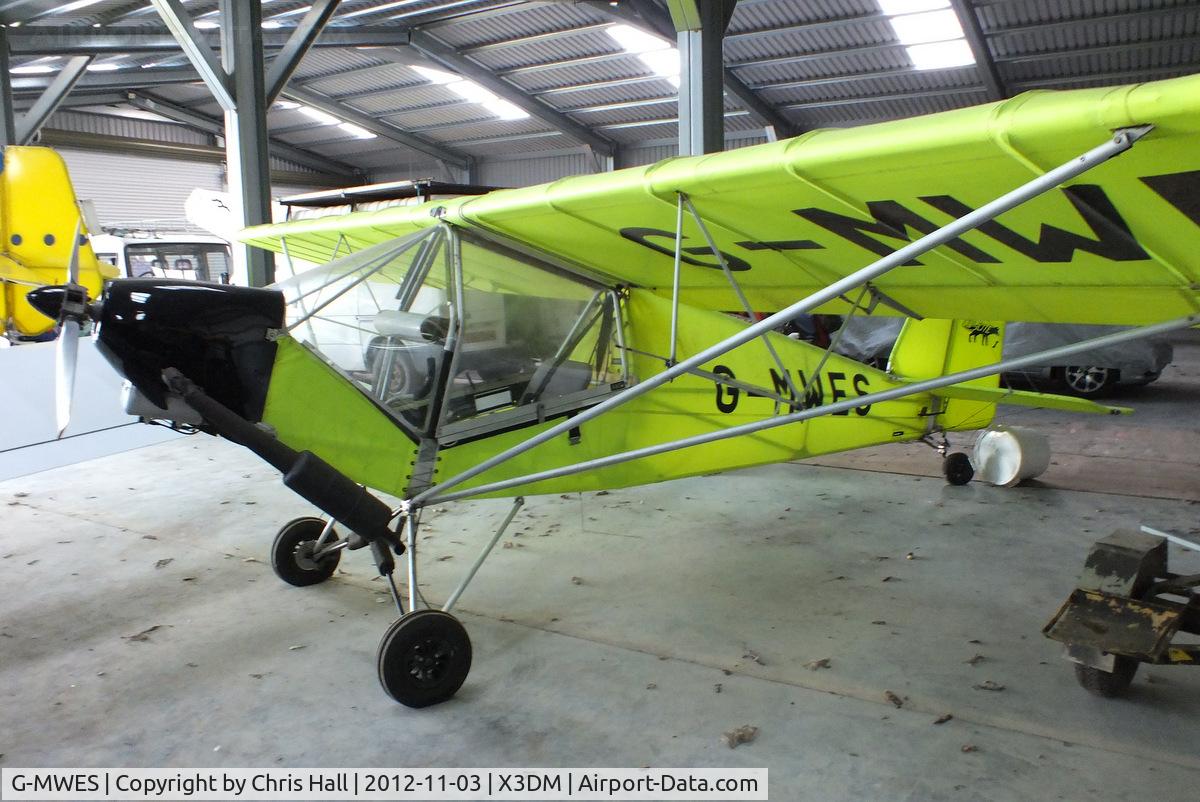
[840, 283, 924, 321]
[680, 193, 803, 408]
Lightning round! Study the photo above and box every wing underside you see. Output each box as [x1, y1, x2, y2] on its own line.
[245, 75, 1200, 326]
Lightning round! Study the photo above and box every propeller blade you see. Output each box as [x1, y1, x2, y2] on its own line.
[55, 318, 80, 438]
[67, 220, 82, 286]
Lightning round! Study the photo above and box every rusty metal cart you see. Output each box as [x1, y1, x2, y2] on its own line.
[1044, 530, 1200, 696]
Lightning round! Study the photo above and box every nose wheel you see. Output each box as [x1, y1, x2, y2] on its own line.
[377, 609, 472, 708]
[271, 516, 341, 587]
[268, 506, 488, 708]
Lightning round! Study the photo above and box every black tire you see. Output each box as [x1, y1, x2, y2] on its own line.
[943, 451, 974, 486]
[377, 609, 472, 708]
[1055, 365, 1119, 397]
[271, 516, 340, 587]
[1074, 656, 1139, 698]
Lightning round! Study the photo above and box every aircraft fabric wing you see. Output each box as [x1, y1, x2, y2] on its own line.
[244, 74, 1200, 326]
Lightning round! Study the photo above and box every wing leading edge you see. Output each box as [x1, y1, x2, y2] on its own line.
[244, 74, 1200, 326]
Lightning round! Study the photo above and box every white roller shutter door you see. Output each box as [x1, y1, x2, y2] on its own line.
[57, 148, 226, 228]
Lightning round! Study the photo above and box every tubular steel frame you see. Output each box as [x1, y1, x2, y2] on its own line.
[307, 125, 1193, 613]
[411, 124, 1157, 510]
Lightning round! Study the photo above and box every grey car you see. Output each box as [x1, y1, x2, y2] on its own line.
[830, 318, 1173, 398]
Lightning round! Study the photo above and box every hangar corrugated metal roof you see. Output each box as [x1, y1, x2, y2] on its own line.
[3, 0, 1197, 173]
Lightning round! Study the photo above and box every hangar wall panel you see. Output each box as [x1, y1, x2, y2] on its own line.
[57, 147, 225, 228]
[617, 137, 770, 169]
[460, 136, 777, 190]
[47, 110, 327, 175]
[50, 110, 211, 146]
[56, 149, 324, 230]
[476, 150, 597, 187]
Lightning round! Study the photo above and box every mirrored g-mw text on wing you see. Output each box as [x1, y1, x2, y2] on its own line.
[244, 74, 1200, 326]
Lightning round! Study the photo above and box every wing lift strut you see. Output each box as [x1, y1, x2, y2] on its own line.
[390, 123, 1198, 621]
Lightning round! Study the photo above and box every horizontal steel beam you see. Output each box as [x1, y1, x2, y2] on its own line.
[595, 109, 749, 131]
[281, 84, 473, 170]
[776, 86, 988, 112]
[13, 92, 130, 113]
[10, 67, 200, 94]
[407, 30, 618, 156]
[460, 22, 613, 56]
[6, 25, 411, 56]
[126, 91, 362, 178]
[995, 37, 1200, 65]
[749, 64, 977, 93]
[726, 10, 892, 42]
[37, 128, 350, 187]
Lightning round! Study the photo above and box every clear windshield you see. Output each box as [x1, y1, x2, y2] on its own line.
[274, 225, 627, 439]
[439, 231, 623, 429]
[273, 227, 447, 430]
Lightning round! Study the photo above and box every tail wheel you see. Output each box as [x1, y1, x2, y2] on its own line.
[943, 451, 974, 486]
[271, 516, 340, 587]
[378, 609, 472, 708]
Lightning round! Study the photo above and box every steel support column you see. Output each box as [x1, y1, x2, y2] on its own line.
[221, 0, 274, 287]
[0, 29, 16, 147]
[671, 0, 736, 156]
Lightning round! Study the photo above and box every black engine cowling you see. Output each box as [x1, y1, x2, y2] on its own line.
[96, 279, 285, 423]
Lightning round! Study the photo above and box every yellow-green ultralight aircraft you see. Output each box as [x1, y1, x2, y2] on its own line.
[25, 74, 1200, 707]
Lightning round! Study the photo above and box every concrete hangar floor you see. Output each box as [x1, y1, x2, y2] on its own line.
[2, 334, 1198, 802]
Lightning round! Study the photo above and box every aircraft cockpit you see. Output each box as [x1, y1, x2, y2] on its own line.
[272, 225, 629, 443]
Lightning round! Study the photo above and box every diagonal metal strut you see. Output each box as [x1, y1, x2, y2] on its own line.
[410, 125, 1154, 507]
[682, 193, 802, 405]
[428, 313, 1199, 504]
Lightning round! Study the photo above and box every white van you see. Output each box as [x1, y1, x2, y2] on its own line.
[90, 232, 233, 283]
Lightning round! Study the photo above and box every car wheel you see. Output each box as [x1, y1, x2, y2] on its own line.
[1055, 365, 1119, 397]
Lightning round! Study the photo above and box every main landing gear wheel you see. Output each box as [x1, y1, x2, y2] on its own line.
[378, 609, 472, 708]
[271, 516, 340, 587]
[1074, 655, 1139, 698]
[943, 451, 974, 486]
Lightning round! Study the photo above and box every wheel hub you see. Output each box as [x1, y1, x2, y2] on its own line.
[293, 540, 325, 572]
[407, 638, 451, 684]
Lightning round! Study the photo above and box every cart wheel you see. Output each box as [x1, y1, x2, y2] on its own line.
[1074, 656, 1139, 698]
[271, 517, 340, 587]
[378, 609, 472, 708]
[943, 451, 974, 486]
